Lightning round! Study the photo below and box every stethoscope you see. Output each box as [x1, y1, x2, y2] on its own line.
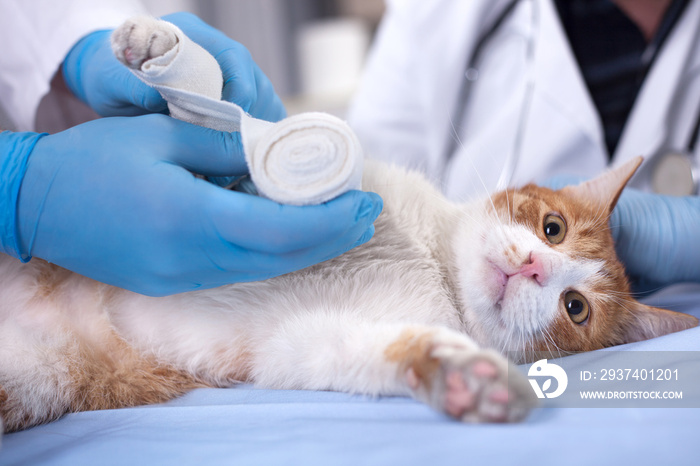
[646, 0, 699, 195]
[651, 114, 700, 195]
[447, 0, 700, 195]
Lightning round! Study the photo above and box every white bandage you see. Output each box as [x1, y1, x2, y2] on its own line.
[116, 19, 363, 205]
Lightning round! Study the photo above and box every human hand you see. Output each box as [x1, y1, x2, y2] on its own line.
[61, 29, 168, 116]
[610, 188, 700, 291]
[62, 12, 286, 122]
[0, 116, 381, 296]
[161, 12, 286, 122]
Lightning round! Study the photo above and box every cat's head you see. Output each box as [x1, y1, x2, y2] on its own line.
[454, 156, 698, 362]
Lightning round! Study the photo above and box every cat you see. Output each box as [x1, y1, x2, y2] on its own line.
[1, 17, 697, 432]
[1, 147, 697, 433]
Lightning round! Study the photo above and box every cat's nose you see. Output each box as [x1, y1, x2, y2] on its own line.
[518, 252, 548, 286]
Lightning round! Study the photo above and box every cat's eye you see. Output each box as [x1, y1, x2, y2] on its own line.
[564, 291, 589, 324]
[543, 214, 567, 244]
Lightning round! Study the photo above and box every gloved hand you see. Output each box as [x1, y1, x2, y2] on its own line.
[61, 29, 168, 116]
[0, 116, 381, 296]
[62, 12, 286, 122]
[162, 12, 286, 122]
[161, 12, 287, 187]
[610, 188, 700, 291]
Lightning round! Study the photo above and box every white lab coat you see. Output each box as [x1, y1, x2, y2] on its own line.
[348, 0, 700, 200]
[0, 0, 146, 132]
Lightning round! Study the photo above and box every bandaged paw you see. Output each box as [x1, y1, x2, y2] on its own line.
[111, 17, 363, 205]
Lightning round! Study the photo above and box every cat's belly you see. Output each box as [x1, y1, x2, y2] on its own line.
[104, 235, 461, 381]
[104, 164, 464, 377]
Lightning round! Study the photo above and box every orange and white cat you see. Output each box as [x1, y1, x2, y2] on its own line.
[0, 155, 696, 433]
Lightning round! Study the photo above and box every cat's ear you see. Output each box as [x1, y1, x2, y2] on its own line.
[620, 302, 698, 343]
[561, 156, 643, 212]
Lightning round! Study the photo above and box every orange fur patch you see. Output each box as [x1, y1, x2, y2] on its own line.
[0, 385, 8, 429]
[67, 333, 207, 414]
[33, 260, 73, 301]
[384, 329, 440, 389]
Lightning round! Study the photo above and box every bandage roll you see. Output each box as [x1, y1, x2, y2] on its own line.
[243, 112, 364, 205]
[114, 18, 363, 206]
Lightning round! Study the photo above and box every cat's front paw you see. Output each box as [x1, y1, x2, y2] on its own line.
[395, 331, 537, 422]
[111, 17, 179, 69]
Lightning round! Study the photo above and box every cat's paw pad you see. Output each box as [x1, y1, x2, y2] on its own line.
[112, 17, 178, 69]
[411, 345, 536, 423]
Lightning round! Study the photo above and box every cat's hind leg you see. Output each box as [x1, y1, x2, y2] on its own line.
[0, 323, 78, 433]
[0, 320, 205, 433]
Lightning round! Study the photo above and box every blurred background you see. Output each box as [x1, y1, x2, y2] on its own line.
[141, 0, 386, 116]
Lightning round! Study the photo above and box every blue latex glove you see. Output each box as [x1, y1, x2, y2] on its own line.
[61, 29, 168, 117]
[0, 116, 381, 296]
[162, 12, 286, 122]
[62, 12, 286, 188]
[62, 12, 286, 122]
[610, 188, 700, 290]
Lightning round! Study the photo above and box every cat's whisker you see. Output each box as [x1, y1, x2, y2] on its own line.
[520, 327, 529, 363]
[526, 336, 537, 362]
[503, 187, 513, 226]
[506, 321, 530, 363]
[446, 115, 501, 223]
[499, 334, 509, 356]
[516, 323, 525, 357]
[590, 202, 611, 233]
[542, 327, 567, 360]
[607, 288, 655, 299]
[531, 327, 540, 356]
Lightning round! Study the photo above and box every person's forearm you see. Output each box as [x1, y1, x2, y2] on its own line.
[0, 131, 45, 259]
